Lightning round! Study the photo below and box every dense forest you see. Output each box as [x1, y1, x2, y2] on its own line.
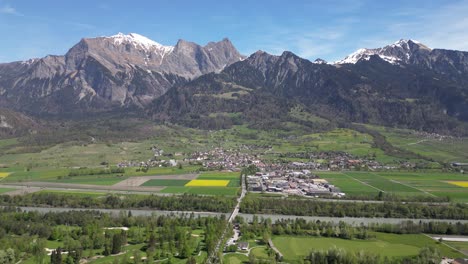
[240, 196, 468, 219]
[0, 193, 236, 213]
[0, 208, 226, 263]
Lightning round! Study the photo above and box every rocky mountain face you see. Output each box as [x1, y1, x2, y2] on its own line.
[336, 39, 468, 80]
[153, 41, 468, 135]
[0, 33, 244, 114]
[0, 108, 41, 138]
[1, 37, 468, 135]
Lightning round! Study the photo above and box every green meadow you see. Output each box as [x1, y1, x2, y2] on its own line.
[273, 232, 465, 263]
[320, 171, 468, 202]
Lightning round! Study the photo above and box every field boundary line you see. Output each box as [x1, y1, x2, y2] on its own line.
[389, 179, 437, 197]
[422, 234, 467, 257]
[369, 172, 436, 197]
[341, 172, 385, 192]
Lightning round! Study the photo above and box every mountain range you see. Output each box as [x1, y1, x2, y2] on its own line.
[0, 34, 467, 135]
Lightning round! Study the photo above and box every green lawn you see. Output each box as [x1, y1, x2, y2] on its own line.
[319, 171, 468, 202]
[0, 187, 15, 194]
[444, 241, 468, 256]
[141, 179, 190, 186]
[223, 253, 249, 264]
[273, 232, 465, 263]
[161, 186, 239, 196]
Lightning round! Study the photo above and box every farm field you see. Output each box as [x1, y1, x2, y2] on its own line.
[444, 241, 468, 256]
[0, 187, 14, 194]
[366, 124, 468, 163]
[141, 179, 190, 186]
[140, 171, 240, 195]
[273, 232, 465, 263]
[185, 179, 230, 187]
[0, 165, 200, 184]
[160, 186, 239, 196]
[46, 175, 127, 186]
[319, 171, 468, 202]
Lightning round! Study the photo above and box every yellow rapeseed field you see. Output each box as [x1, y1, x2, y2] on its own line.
[185, 180, 229, 187]
[0, 172, 10, 178]
[447, 181, 468, 188]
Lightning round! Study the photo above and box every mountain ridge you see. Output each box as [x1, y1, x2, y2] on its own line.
[0, 33, 244, 113]
[1, 36, 468, 135]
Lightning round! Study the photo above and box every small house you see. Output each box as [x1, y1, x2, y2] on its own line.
[237, 242, 249, 251]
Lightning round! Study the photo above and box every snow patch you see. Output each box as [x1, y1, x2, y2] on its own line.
[108, 33, 174, 55]
[21, 58, 38, 65]
[335, 39, 430, 65]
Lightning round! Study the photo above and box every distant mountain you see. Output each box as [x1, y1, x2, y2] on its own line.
[1, 37, 468, 135]
[152, 41, 468, 135]
[336, 39, 468, 80]
[0, 33, 244, 114]
[336, 39, 431, 64]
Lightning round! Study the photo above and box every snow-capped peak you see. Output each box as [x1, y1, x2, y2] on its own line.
[335, 39, 430, 65]
[21, 58, 38, 65]
[313, 58, 328, 64]
[108, 32, 174, 54]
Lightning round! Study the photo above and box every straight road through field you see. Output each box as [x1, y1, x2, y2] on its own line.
[341, 172, 385, 192]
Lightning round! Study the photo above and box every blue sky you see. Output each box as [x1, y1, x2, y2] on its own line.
[1, 0, 468, 63]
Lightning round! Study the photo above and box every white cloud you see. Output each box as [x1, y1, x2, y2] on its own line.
[0, 5, 23, 16]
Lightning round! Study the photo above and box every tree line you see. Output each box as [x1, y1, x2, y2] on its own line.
[237, 216, 372, 241]
[67, 167, 125, 177]
[0, 192, 236, 212]
[240, 196, 468, 219]
[305, 246, 441, 264]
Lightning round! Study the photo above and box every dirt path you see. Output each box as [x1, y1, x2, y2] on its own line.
[4, 181, 165, 192]
[112, 173, 199, 187]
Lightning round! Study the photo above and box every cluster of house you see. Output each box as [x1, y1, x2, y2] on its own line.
[182, 147, 264, 171]
[414, 131, 454, 141]
[274, 151, 388, 170]
[247, 170, 345, 198]
[117, 146, 179, 168]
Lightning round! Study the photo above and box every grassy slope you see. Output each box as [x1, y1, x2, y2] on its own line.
[366, 124, 468, 163]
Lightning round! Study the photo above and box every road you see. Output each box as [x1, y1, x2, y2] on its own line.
[0, 174, 199, 195]
[207, 174, 246, 264]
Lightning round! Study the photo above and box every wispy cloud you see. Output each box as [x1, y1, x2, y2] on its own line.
[0, 4, 23, 16]
[357, 0, 468, 52]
